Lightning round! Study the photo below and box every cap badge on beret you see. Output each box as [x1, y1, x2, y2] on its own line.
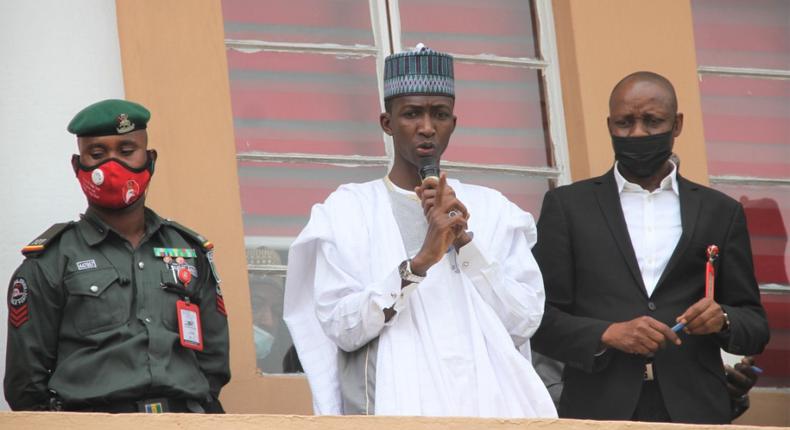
[116, 114, 135, 134]
[383, 43, 455, 100]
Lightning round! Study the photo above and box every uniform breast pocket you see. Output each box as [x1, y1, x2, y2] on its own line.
[159, 266, 195, 332]
[64, 268, 130, 336]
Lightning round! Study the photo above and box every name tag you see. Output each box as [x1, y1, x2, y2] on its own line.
[176, 300, 203, 351]
[76, 259, 97, 271]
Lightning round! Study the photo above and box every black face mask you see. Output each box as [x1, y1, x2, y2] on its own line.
[611, 129, 674, 178]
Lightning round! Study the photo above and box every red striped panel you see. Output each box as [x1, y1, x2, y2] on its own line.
[692, 0, 790, 69]
[222, 0, 371, 28]
[715, 184, 790, 286]
[763, 294, 790, 330]
[699, 76, 790, 179]
[222, 0, 372, 44]
[399, 0, 537, 58]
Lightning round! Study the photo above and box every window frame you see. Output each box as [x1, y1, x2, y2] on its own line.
[697, 65, 790, 294]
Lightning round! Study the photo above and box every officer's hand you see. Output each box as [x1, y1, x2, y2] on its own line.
[675, 297, 726, 335]
[411, 173, 469, 275]
[601, 316, 681, 355]
[726, 356, 758, 398]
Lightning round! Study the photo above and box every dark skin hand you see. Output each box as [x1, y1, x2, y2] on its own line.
[410, 172, 470, 276]
[384, 173, 469, 323]
[601, 296, 726, 355]
[725, 356, 758, 398]
[415, 172, 472, 253]
[675, 297, 727, 335]
[601, 316, 681, 355]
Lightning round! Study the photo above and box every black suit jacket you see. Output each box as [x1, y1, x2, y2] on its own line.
[531, 169, 769, 424]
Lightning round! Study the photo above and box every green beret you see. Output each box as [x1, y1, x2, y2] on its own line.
[67, 99, 150, 137]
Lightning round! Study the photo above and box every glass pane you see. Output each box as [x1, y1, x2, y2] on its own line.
[399, 0, 538, 58]
[450, 170, 550, 217]
[247, 268, 295, 374]
[222, 0, 374, 45]
[699, 76, 790, 179]
[758, 292, 789, 387]
[692, 0, 790, 70]
[445, 63, 550, 167]
[238, 161, 387, 239]
[714, 183, 790, 387]
[227, 50, 386, 156]
[713, 184, 790, 286]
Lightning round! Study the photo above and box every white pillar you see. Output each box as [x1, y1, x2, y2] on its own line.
[0, 0, 125, 410]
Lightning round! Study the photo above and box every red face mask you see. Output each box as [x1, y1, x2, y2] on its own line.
[73, 152, 155, 209]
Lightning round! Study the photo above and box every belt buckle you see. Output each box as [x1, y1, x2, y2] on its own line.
[137, 398, 169, 413]
[643, 362, 654, 381]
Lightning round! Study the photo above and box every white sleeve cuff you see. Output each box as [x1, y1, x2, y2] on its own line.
[457, 238, 494, 280]
[371, 265, 418, 326]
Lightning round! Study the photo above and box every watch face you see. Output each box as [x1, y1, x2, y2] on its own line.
[399, 259, 409, 278]
[398, 259, 423, 283]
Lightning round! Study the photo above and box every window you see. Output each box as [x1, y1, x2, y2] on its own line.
[692, 0, 790, 387]
[222, 0, 569, 374]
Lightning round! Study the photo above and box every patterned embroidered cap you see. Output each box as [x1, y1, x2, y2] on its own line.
[383, 43, 455, 101]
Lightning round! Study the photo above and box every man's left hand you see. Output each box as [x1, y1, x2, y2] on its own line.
[416, 176, 472, 250]
[726, 356, 758, 398]
[676, 297, 727, 335]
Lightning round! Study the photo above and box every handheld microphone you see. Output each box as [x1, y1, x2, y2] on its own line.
[418, 156, 440, 184]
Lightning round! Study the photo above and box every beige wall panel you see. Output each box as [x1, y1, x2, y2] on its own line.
[553, 0, 709, 184]
[114, 0, 311, 413]
[2, 412, 788, 430]
[733, 390, 790, 427]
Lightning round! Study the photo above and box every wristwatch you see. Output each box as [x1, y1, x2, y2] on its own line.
[399, 259, 425, 284]
[720, 311, 731, 332]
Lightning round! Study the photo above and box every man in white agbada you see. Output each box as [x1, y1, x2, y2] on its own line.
[284, 44, 557, 418]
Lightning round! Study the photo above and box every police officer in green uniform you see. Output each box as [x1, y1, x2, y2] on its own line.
[4, 99, 230, 413]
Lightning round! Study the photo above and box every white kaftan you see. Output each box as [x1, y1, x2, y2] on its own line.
[284, 178, 556, 417]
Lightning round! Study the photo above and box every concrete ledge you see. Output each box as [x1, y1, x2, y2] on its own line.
[1, 412, 786, 430]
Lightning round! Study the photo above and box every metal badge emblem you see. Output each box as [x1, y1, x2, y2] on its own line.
[116, 113, 135, 134]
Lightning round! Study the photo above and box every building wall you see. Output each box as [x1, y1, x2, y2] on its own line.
[0, 412, 787, 430]
[0, 0, 126, 410]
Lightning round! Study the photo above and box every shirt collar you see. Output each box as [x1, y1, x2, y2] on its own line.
[78, 207, 164, 246]
[614, 160, 679, 195]
[383, 175, 421, 201]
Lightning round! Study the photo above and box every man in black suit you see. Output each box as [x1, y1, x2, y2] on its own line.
[531, 71, 769, 424]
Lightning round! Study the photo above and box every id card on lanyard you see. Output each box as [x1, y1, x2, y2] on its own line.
[177, 300, 204, 351]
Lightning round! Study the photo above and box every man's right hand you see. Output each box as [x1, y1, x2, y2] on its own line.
[601, 316, 681, 355]
[411, 173, 468, 275]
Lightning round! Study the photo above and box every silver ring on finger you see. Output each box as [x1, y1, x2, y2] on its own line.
[448, 210, 460, 218]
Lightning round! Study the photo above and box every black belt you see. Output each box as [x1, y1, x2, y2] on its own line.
[68, 397, 204, 413]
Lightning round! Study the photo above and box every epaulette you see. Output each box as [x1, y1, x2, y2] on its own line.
[164, 219, 214, 251]
[21, 222, 75, 256]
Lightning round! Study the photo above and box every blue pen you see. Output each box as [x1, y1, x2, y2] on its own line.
[671, 322, 685, 333]
[751, 365, 764, 374]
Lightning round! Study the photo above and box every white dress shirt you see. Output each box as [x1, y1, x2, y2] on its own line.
[614, 162, 682, 297]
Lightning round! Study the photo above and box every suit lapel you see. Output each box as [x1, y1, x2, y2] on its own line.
[593, 169, 648, 297]
[654, 175, 701, 290]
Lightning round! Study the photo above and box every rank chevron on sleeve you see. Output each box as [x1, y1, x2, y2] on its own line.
[9, 304, 29, 328]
